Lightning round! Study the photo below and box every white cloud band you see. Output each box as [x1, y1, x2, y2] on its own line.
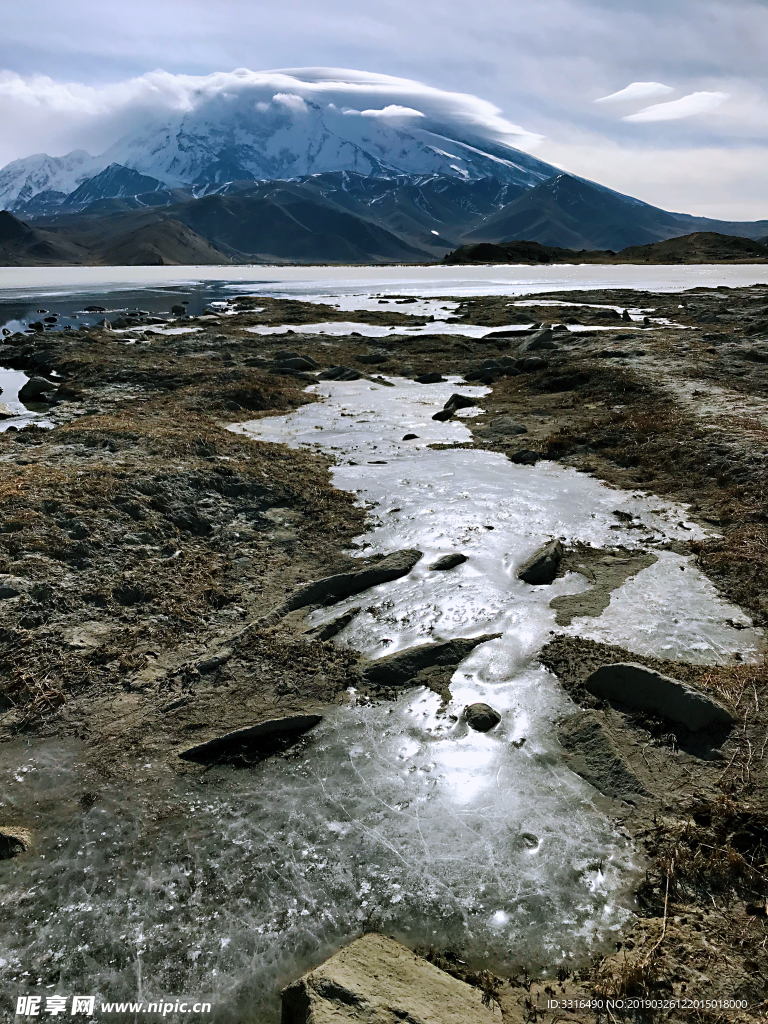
[594, 82, 675, 104]
[623, 90, 729, 122]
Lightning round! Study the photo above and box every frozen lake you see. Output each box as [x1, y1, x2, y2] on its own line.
[2, 263, 768, 304]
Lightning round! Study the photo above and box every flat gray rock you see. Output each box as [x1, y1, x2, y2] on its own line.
[517, 539, 563, 585]
[275, 549, 423, 619]
[517, 328, 558, 352]
[361, 634, 501, 688]
[304, 607, 361, 641]
[584, 662, 736, 731]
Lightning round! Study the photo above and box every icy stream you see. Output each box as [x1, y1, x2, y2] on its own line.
[1, 377, 762, 1024]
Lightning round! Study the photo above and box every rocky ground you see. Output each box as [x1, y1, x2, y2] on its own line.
[1, 284, 768, 1021]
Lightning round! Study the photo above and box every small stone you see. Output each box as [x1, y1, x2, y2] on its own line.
[197, 648, 232, 673]
[171, 304, 186, 314]
[414, 372, 444, 384]
[431, 407, 453, 421]
[465, 702, 501, 732]
[402, 433, 419, 440]
[0, 576, 27, 599]
[0, 826, 32, 859]
[517, 538, 563, 585]
[429, 552, 468, 571]
[0, 404, 14, 419]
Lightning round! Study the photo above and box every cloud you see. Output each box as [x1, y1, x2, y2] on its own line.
[272, 92, 309, 113]
[354, 104, 425, 119]
[594, 82, 675, 104]
[0, 66, 542, 168]
[623, 90, 729, 122]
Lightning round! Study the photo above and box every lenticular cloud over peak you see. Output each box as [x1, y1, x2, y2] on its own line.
[0, 66, 543, 153]
[0, 66, 556, 207]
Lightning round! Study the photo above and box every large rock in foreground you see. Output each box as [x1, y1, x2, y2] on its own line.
[584, 662, 736, 731]
[281, 932, 501, 1023]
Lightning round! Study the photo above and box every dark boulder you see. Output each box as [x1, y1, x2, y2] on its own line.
[444, 393, 477, 411]
[517, 539, 563, 585]
[507, 449, 542, 465]
[429, 553, 468, 571]
[275, 356, 319, 370]
[465, 702, 501, 732]
[518, 356, 549, 372]
[356, 353, 388, 364]
[18, 376, 57, 401]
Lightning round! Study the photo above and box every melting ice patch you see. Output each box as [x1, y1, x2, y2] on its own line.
[2, 376, 760, 1024]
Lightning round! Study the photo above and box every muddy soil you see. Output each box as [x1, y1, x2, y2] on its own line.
[2, 285, 768, 1021]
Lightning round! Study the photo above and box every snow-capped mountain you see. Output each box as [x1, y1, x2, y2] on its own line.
[101, 95, 557, 188]
[0, 150, 105, 209]
[0, 70, 560, 210]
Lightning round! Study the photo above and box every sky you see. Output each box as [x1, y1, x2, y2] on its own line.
[1, 0, 767, 219]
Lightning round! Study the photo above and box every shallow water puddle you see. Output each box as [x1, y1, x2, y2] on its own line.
[0, 366, 52, 431]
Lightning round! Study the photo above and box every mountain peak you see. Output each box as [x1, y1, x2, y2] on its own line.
[0, 209, 34, 243]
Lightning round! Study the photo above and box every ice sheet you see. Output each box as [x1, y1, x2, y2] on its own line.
[3, 263, 768, 300]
